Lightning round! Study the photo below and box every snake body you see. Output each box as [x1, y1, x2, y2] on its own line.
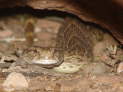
[56, 17, 94, 61]
[11, 16, 95, 69]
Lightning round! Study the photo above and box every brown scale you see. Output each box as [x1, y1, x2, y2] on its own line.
[24, 19, 35, 47]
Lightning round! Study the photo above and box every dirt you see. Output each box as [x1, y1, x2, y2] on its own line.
[0, 14, 123, 92]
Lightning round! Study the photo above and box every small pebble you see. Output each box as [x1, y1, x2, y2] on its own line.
[3, 72, 28, 92]
[117, 62, 123, 73]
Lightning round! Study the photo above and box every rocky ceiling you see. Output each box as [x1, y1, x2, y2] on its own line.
[0, 0, 123, 44]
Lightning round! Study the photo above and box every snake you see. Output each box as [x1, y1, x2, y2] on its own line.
[10, 16, 94, 70]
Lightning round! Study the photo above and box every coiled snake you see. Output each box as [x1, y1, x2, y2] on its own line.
[8, 16, 94, 69]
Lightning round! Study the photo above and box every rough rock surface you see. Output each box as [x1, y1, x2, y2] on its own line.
[0, 0, 123, 44]
[3, 72, 29, 92]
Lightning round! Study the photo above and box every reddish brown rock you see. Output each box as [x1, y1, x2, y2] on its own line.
[0, 0, 123, 44]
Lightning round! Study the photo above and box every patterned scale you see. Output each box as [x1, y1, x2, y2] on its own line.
[56, 17, 94, 61]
